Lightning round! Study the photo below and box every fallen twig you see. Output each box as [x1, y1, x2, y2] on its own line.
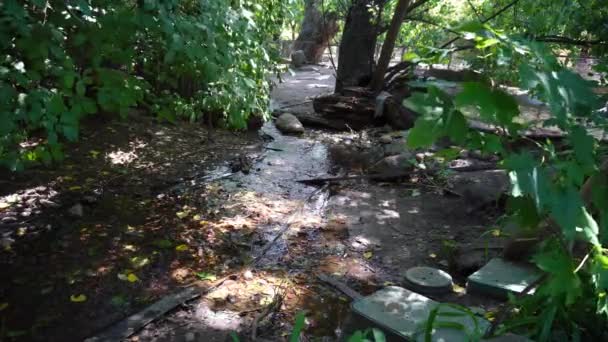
[296, 172, 414, 185]
[317, 273, 363, 300]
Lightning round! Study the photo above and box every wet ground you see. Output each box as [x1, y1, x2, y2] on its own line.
[1, 65, 541, 342]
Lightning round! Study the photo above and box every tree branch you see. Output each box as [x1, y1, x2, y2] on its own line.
[405, 16, 461, 35]
[439, 0, 521, 49]
[534, 35, 608, 47]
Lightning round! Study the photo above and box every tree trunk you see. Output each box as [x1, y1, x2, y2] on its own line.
[335, 0, 383, 93]
[292, 0, 339, 64]
[370, 0, 411, 92]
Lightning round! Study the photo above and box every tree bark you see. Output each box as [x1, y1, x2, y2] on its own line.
[370, 0, 412, 92]
[335, 0, 384, 93]
[292, 0, 339, 64]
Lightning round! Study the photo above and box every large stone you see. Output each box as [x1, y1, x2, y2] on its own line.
[345, 286, 490, 341]
[449, 170, 509, 211]
[369, 152, 415, 174]
[290, 50, 306, 68]
[467, 258, 543, 299]
[275, 113, 305, 134]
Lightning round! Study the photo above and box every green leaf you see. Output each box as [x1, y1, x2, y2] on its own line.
[455, 82, 519, 128]
[289, 311, 306, 342]
[445, 110, 468, 144]
[534, 244, 582, 305]
[407, 118, 444, 148]
[371, 328, 385, 342]
[569, 125, 596, 172]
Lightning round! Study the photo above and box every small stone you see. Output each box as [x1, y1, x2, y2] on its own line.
[379, 135, 393, 144]
[20, 210, 32, 217]
[369, 152, 415, 174]
[1, 216, 17, 223]
[39, 199, 60, 208]
[275, 113, 305, 134]
[184, 332, 196, 342]
[291, 50, 306, 68]
[243, 270, 254, 280]
[68, 203, 84, 217]
[82, 195, 98, 204]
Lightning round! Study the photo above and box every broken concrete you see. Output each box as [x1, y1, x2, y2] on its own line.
[345, 286, 490, 341]
[467, 258, 543, 299]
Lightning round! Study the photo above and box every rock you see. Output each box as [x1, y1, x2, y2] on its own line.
[369, 152, 415, 174]
[68, 203, 84, 217]
[275, 113, 305, 134]
[243, 270, 254, 280]
[449, 170, 509, 212]
[290, 50, 306, 68]
[455, 249, 493, 274]
[1, 216, 17, 223]
[379, 135, 393, 144]
[39, 199, 60, 208]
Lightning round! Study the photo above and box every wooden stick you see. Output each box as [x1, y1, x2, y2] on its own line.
[317, 273, 363, 300]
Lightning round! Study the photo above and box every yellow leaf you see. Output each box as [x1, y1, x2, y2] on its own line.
[338, 296, 349, 302]
[192, 214, 201, 221]
[69, 186, 82, 191]
[383, 281, 395, 286]
[127, 273, 139, 282]
[176, 211, 188, 219]
[0, 302, 8, 311]
[175, 244, 189, 252]
[200, 220, 210, 226]
[70, 294, 87, 302]
[363, 251, 373, 259]
[63, 176, 74, 181]
[89, 150, 100, 159]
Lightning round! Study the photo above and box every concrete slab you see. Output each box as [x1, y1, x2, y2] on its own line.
[467, 258, 543, 299]
[348, 286, 489, 341]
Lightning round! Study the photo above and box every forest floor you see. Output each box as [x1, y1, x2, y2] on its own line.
[1, 65, 516, 342]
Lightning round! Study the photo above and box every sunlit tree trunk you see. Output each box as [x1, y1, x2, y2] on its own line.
[292, 0, 339, 64]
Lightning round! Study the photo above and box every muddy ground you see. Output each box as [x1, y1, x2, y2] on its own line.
[1, 65, 511, 342]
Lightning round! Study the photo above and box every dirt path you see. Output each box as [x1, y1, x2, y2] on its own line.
[1, 65, 507, 342]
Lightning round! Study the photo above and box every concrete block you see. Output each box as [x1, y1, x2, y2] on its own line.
[467, 258, 543, 299]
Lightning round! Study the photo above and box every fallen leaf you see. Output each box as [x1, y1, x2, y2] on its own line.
[153, 239, 172, 249]
[69, 186, 83, 191]
[383, 281, 395, 286]
[0, 302, 8, 311]
[175, 244, 189, 252]
[127, 273, 139, 282]
[363, 251, 373, 259]
[193, 214, 201, 221]
[130, 256, 150, 268]
[89, 150, 100, 159]
[195, 272, 217, 281]
[70, 294, 87, 302]
[176, 211, 188, 219]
